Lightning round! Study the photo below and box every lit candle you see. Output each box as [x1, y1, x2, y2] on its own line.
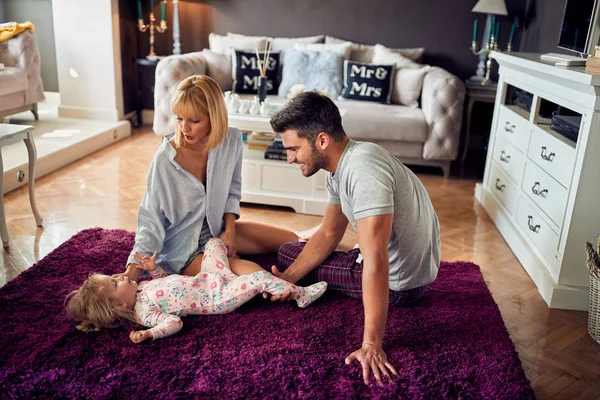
[473, 19, 478, 42]
[495, 22, 500, 41]
[490, 15, 496, 40]
[508, 20, 517, 46]
[161, 1, 166, 21]
[137, 0, 142, 19]
[150, 0, 154, 12]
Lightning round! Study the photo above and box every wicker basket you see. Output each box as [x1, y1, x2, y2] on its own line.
[585, 241, 600, 344]
[590, 274, 600, 344]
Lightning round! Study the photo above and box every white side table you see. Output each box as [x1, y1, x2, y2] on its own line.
[0, 124, 43, 247]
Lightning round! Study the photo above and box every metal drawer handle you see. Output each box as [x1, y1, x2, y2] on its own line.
[495, 178, 506, 192]
[531, 181, 548, 197]
[504, 121, 516, 132]
[527, 215, 541, 233]
[540, 146, 555, 162]
[499, 150, 511, 163]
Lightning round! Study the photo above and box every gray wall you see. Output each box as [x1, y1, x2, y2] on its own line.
[520, 0, 570, 54]
[139, 0, 529, 81]
[3, 0, 58, 92]
[0, 0, 4, 23]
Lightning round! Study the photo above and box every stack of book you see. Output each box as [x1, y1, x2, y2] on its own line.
[246, 131, 275, 151]
[586, 46, 600, 74]
[264, 136, 286, 161]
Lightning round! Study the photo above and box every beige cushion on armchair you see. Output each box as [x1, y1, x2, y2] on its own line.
[0, 29, 44, 119]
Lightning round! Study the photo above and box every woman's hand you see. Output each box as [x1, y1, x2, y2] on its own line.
[219, 229, 238, 258]
[345, 343, 398, 386]
[134, 251, 159, 272]
[129, 329, 152, 344]
[112, 264, 142, 281]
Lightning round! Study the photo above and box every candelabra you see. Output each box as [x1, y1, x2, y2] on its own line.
[138, 0, 168, 60]
[469, 0, 517, 86]
[471, 32, 512, 86]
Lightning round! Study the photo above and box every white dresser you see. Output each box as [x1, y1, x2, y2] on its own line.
[476, 52, 600, 310]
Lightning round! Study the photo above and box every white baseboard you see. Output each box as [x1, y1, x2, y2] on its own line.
[58, 105, 119, 121]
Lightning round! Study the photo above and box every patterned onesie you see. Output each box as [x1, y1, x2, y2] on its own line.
[134, 238, 327, 339]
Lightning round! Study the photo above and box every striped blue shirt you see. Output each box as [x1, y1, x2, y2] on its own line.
[127, 127, 243, 274]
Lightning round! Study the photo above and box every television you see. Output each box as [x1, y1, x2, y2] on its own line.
[558, 0, 600, 55]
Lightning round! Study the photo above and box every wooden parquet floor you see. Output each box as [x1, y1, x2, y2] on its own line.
[1, 128, 599, 399]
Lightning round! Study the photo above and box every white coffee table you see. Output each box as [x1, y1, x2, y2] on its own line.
[0, 124, 43, 247]
[228, 110, 328, 216]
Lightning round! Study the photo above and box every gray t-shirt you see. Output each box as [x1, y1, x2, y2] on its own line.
[326, 139, 440, 291]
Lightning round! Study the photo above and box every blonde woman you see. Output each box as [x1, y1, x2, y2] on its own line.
[67, 238, 327, 342]
[114, 75, 298, 281]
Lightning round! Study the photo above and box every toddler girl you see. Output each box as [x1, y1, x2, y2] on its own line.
[66, 238, 327, 343]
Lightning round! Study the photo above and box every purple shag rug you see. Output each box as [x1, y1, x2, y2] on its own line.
[0, 228, 533, 399]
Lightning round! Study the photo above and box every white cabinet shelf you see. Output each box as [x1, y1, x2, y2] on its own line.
[476, 52, 600, 310]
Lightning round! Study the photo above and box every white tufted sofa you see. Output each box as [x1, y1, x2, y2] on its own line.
[0, 30, 44, 120]
[153, 50, 465, 177]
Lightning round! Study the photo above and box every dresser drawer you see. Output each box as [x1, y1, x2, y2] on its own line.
[516, 196, 560, 279]
[492, 135, 526, 185]
[528, 125, 576, 188]
[497, 105, 530, 153]
[522, 162, 569, 227]
[488, 164, 519, 215]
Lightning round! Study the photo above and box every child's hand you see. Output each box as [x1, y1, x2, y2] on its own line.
[129, 329, 152, 344]
[134, 251, 158, 272]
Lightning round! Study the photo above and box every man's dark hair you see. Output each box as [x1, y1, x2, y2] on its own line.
[270, 91, 346, 142]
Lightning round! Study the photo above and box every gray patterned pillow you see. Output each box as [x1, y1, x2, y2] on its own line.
[278, 49, 343, 98]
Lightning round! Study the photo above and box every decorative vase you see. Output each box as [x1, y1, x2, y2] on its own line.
[257, 76, 269, 103]
[250, 96, 261, 115]
[260, 98, 271, 116]
[228, 93, 240, 114]
[238, 99, 250, 114]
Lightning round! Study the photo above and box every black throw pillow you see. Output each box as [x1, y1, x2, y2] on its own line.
[340, 60, 394, 103]
[232, 49, 280, 95]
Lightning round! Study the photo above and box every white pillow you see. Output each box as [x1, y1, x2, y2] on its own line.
[293, 42, 352, 59]
[227, 32, 324, 51]
[325, 36, 425, 63]
[208, 32, 267, 54]
[372, 44, 423, 69]
[201, 49, 233, 91]
[372, 43, 428, 107]
[391, 67, 430, 107]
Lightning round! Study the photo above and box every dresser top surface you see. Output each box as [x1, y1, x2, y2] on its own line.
[491, 52, 600, 87]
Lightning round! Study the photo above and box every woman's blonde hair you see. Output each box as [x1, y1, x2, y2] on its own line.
[170, 75, 228, 152]
[65, 274, 137, 333]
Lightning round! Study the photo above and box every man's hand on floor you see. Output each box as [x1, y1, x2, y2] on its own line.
[345, 343, 399, 386]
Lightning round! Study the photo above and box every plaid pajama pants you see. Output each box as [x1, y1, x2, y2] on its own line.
[278, 242, 427, 307]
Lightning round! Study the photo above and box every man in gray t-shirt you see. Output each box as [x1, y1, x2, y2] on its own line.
[269, 92, 441, 386]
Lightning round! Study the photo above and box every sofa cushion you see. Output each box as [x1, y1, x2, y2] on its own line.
[293, 42, 352, 59]
[232, 49, 280, 95]
[391, 66, 429, 108]
[372, 45, 429, 107]
[372, 44, 423, 69]
[0, 66, 27, 96]
[340, 60, 394, 104]
[334, 99, 429, 143]
[227, 32, 324, 51]
[325, 36, 425, 63]
[209, 33, 267, 54]
[278, 49, 344, 98]
[202, 49, 233, 91]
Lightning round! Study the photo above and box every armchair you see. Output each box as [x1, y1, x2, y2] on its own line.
[0, 30, 44, 120]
